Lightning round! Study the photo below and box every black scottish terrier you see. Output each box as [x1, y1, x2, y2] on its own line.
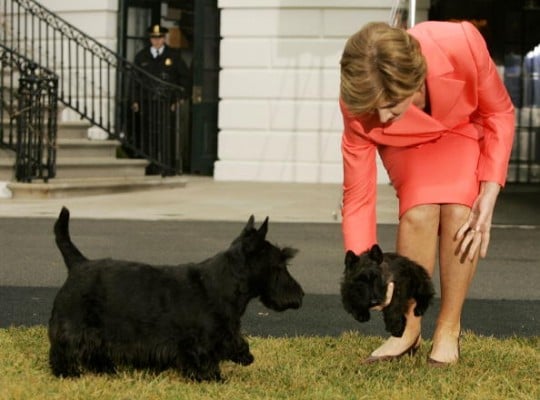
[49, 207, 304, 381]
[340, 244, 434, 337]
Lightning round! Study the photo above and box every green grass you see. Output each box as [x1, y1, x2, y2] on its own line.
[0, 327, 538, 400]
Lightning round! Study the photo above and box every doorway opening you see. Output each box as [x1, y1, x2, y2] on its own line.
[118, 0, 219, 175]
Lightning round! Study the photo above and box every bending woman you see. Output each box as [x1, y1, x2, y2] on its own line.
[339, 21, 515, 365]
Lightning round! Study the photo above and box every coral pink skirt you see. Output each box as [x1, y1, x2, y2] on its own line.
[378, 132, 481, 217]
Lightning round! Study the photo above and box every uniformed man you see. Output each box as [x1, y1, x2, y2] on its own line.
[131, 24, 191, 175]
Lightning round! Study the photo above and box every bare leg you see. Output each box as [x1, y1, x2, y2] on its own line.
[430, 204, 479, 363]
[369, 204, 439, 357]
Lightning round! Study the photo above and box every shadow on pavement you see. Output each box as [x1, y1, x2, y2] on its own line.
[1, 286, 538, 338]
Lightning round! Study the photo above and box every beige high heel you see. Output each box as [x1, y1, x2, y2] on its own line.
[427, 335, 461, 367]
[363, 335, 422, 364]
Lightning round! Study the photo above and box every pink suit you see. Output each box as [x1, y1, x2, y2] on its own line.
[340, 21, 515, 254]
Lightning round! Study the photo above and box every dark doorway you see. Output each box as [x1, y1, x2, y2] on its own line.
[430, 0, 540, 183]
[117, 0, 219, 175]
[429, 0, 540, 65]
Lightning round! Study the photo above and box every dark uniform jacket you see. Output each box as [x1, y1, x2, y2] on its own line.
[134, 45, 191, 99]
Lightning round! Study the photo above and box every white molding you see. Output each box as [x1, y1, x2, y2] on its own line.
[218, 0, 430, 9]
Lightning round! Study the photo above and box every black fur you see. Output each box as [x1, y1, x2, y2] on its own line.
[340, 244, 434, 337]
[48, 207, 304, 381]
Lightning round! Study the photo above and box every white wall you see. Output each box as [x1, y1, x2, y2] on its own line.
[38, 0, 118, 46]
[38, 0, 119, 125]
[215, 0, 429, 183]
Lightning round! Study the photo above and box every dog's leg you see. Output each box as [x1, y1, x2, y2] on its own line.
[180, 347, 223, 382]
[182, 359, 222, 382]
[226, 334, 254, 366]
[383, 311, 406, 337]
[81, 348, 115, 375]
[197, 360, 223, 382]
[49, 340, 81, 377]
[413, 292, 432, 317]
[413, 281, 435, 317]
[382, 303, 407, 337]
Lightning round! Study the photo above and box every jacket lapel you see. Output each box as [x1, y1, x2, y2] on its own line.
[421, 32, 466, 125]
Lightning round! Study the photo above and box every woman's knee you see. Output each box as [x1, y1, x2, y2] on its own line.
[440, 204, 471, 228]
[400, 204, 440, 231]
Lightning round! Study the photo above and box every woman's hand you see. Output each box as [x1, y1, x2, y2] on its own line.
[456, 181, 501, 261]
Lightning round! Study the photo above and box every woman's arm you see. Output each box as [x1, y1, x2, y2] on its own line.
[463, 21, 515, 185]
[457, 22, 515, 260]
[340, 103, 379, 254]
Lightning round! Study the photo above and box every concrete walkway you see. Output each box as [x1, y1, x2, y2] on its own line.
[0, 176, 398, 224]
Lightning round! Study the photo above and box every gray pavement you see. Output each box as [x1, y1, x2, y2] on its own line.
[1, 176, 539, 337]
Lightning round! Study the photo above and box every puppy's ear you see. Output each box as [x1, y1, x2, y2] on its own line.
[344, 250, 358, 269]
[369, 244, 384, 265]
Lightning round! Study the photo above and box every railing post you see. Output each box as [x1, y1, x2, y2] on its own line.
[16, 61, 57, 182]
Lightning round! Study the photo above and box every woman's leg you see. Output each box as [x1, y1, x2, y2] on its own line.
[369, 204, 440, 357]
[430, 204, 479, 363]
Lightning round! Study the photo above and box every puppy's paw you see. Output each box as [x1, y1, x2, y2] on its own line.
[413, 306, 425, 317]
[390, 325, 405, 337]
[386, 315, 406, 337]
[353, 310, 370, 322]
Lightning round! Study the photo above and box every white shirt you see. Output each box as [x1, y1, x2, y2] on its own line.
[151, 46, 164, 58]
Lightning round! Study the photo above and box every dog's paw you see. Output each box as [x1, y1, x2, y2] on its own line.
[386, 316, 406, 337]
[351, 309, 370, 322]
[413, 306, 426, 317]
[233, 351, 254, 366]
[390, 325, 405, 337]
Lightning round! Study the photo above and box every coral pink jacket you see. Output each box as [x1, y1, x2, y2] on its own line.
[340, 21, 515, 253]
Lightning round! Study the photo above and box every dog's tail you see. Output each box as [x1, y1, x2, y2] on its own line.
[54, 207, 87, 269]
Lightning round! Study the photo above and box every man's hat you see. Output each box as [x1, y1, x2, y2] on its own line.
[148, 24, 168, 37]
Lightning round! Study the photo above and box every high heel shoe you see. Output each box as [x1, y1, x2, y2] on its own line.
[427, 336, 460, 367]
[363, 335, 421, 364]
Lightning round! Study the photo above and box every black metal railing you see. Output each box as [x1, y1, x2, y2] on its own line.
[0, 44, 58, 181]
[0, 0, 187, 177]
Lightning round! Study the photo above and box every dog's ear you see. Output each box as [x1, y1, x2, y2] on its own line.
[243, 215, 256, 232]
[238, 216, 268, 254]
[281, 246, 298, 262]
[368, 244, 384, 265]
[344, 250, 359, 269]
[257, 217, 269, 239]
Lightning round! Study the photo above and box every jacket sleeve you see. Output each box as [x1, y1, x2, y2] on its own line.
[340, 101, 378, 254]
[462, 21, 515, 186]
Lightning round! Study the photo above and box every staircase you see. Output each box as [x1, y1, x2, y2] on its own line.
[2, 120, 187, 199]
[0, 0, 191, 199]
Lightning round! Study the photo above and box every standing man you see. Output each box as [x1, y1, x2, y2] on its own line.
[131, 24, 191, 175]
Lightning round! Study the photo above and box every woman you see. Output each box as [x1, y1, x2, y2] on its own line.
[339, 21, 515, 365]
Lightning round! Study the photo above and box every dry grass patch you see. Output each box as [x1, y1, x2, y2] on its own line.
[0, 327, 538, 400]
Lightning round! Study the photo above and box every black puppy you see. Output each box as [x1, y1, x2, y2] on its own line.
[340, 244, 434, 337]
[49, 207, 304, 381]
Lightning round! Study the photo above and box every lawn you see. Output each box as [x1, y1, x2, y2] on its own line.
[0, 327, 538, 400]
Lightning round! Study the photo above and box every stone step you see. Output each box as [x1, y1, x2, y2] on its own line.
[54, 157, 148, 179]
[2, 119, 91, 140]
[7, 176, 187, 199]
[57, 120, 92, 139]
[57, 138, 119, 159]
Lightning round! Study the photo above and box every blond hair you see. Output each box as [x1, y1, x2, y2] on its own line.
[340, 22, 427, 116]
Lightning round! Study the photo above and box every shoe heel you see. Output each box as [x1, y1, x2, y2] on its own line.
[408, 336, 422, 356]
